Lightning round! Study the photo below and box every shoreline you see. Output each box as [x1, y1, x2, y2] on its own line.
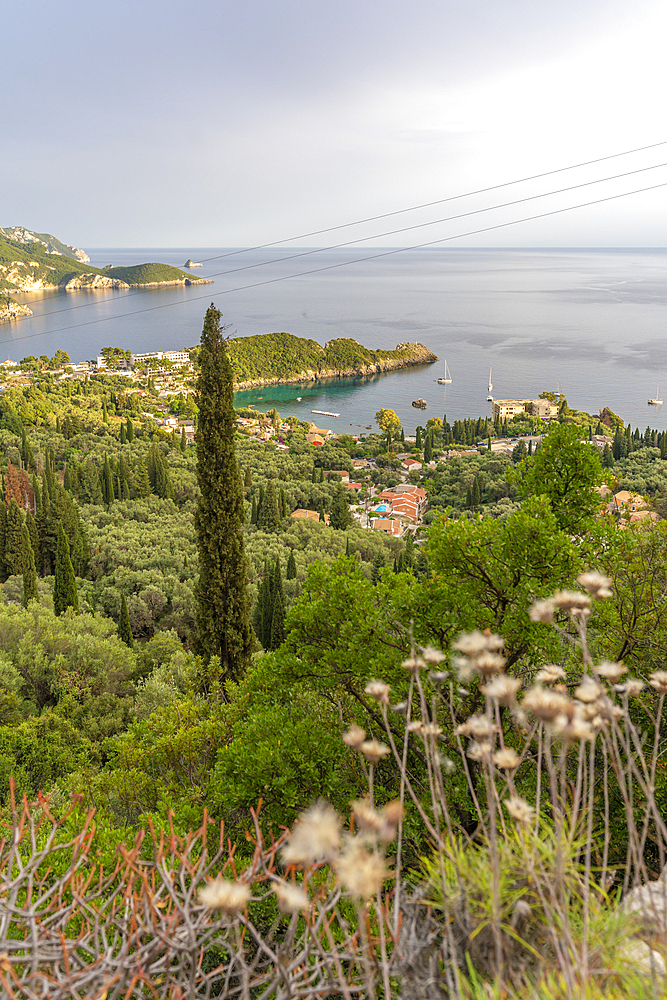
[233, 346, 438, 390]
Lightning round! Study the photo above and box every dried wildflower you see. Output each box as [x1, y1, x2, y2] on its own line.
[282, 803, 341, 867]
[420, 645, 447, 664]
[467, 740, 492, 763]
[577, 571, 613, 599]
[556, 709, 596, 742]
[343, 725, 366, 750]
[452, 630, 490, 656]
[505, 796, 535, 825]
[649, 670, 667, 694]
[456, 713, 493, 741]
[594, 660, 627, 684]
[474, 652, 506, 676]
[365, 680, 390, 704]
[421, 722, 442, 737]
[273, 881, 310, 914]
[352, 798, 384, 834]
[336, 839, 387, 899]
[552, 590, 591, 616]
[360, 739, 390, 764]
[406, 721, 423, 734]
[574, 676, 601, 704]
[401, 656, 427, 672]
[535, 664, 567, 685]
[199, 878, 251, 913]
[439, 755, 456, 773]
[392, 701, 409, 715]
[453, 655, 475, 682]
[430, 671, 449, 684]
[530, 598, 556, 624]
[378, 800, 404, 842]
[618, 678, 645, 698]
[493, 747, 521, 769]
[481, 675, 521, 705]
[522, 685, 573, 723]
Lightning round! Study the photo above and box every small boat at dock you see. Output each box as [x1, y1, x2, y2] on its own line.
[311, 409, 340, 417]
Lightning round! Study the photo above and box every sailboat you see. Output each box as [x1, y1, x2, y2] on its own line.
[486, 368, 493, 402]
[648, 385, 663, 405]
[437, 360, 452, 385]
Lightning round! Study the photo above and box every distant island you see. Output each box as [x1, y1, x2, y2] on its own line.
[0, 227, 212, 321]
[184, 259, 203, 267]
[194, 332, 438, 387]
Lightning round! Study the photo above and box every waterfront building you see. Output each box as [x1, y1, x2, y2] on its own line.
[492, 398, 559, 421]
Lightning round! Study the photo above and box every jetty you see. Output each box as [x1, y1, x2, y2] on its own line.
[311, 409, 340, 417]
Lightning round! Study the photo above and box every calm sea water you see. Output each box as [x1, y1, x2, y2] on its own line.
[5, 247, 667, 432]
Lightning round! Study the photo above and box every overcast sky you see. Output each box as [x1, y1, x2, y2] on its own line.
[3, 0, 667, 248]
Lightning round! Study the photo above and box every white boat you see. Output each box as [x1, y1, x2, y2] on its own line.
[437, 360, 452, 385]
[296, 396, 302, 401]
[648, 385, 663, 405]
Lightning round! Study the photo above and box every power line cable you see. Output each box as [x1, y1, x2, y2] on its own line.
[1, 178, 665, 353]
[25, 159, 667, 321]
[192, 139, 667, 262]
[11, 139, 667, 317]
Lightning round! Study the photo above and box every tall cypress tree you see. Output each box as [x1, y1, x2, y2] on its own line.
[127, 418, 135, 442]
[194, 305, 252, 681]
[118, 593, 134, 648]
[120, 422, 127, 445]
[53, 521, 78, 616]
[286, 548, 297, 579]
[4, 499, 24, 578]
[21, 521, 38, 608]
[269, 557, 286, 649]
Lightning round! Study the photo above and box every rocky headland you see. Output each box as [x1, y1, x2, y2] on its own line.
[0, 295, 32, 322]
[233, 341, 438, 389]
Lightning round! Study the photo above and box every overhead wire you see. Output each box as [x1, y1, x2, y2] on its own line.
[11, 138, 667, 318]
[21, 158, 667, 322]
[2, 177, 666, 352]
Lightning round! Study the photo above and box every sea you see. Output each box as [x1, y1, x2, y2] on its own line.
[5, 247, 667, 434]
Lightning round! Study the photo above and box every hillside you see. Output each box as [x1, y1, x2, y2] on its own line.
[0, 226, 90, 262]
[0, 232, 212, 294]
[221, 333, 438, 386]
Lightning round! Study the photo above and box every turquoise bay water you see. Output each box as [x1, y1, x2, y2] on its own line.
[6, 247, 667, 432]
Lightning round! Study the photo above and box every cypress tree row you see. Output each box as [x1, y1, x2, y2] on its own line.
[194, 305, 252, 681]
[21, 521, 38, 608]
[53, 521, 79, 616]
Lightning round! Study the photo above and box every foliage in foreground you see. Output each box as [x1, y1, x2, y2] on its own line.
[4, 579, 667, 997]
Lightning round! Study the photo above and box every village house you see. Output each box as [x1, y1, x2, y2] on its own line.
[401, 458, 423, 472]
[291, 508, 330, 526]
[327, 470, 350, 483]
[492, 398, 559, 421]
[372, 518, 404, 537]
[611, 490, 649, 515]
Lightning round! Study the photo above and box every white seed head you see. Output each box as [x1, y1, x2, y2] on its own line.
[456, 713, 493, 741]
[574, 676, 601, 704]
[420, 722, 443, 737]
[365, 680, 390, 704]
[522, 685, 573, 723]
[493, 747, 521, 769]
[467, 740, 492, 763]
[335, 839, 388, 899]
[593, 660, 628, 684]
[481, 675, 521, 705]
[199, 879, 251, 913]
[272, 881, 310, 914]
[535, 664, 567, 685]
[452, 630, 490, 656]
[620, 679, 645, 698]
[343, 724, 366, 750]
[552, 590, 591, 616]
[406, 721, 423, 734]
[530, 598, 556, 624]
[401, 656, 427, 672]
[649, 670, 667, 694]
[577, 571, 613, 599]
[420, 645, 447, 664]
[378, 800, 404, 842]
[352, 798, 384, 834]
[474, 652, 507, 676]
[505, 796, 535, 825]
[360, 739, 391, 764]
[282, 803, 341, 867]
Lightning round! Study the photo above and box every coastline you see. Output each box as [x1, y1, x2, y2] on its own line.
[233, 344, 438, 390]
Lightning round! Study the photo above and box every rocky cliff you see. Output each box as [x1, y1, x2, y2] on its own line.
[0, 227, 89, 263]
[0, 295, 32, 323]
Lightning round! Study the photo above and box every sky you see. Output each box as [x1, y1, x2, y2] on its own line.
[3, 0, 667, 249]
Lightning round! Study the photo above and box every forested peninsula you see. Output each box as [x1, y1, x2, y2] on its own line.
[0, 228, 212, 307]
[220, 332, 438, 387]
